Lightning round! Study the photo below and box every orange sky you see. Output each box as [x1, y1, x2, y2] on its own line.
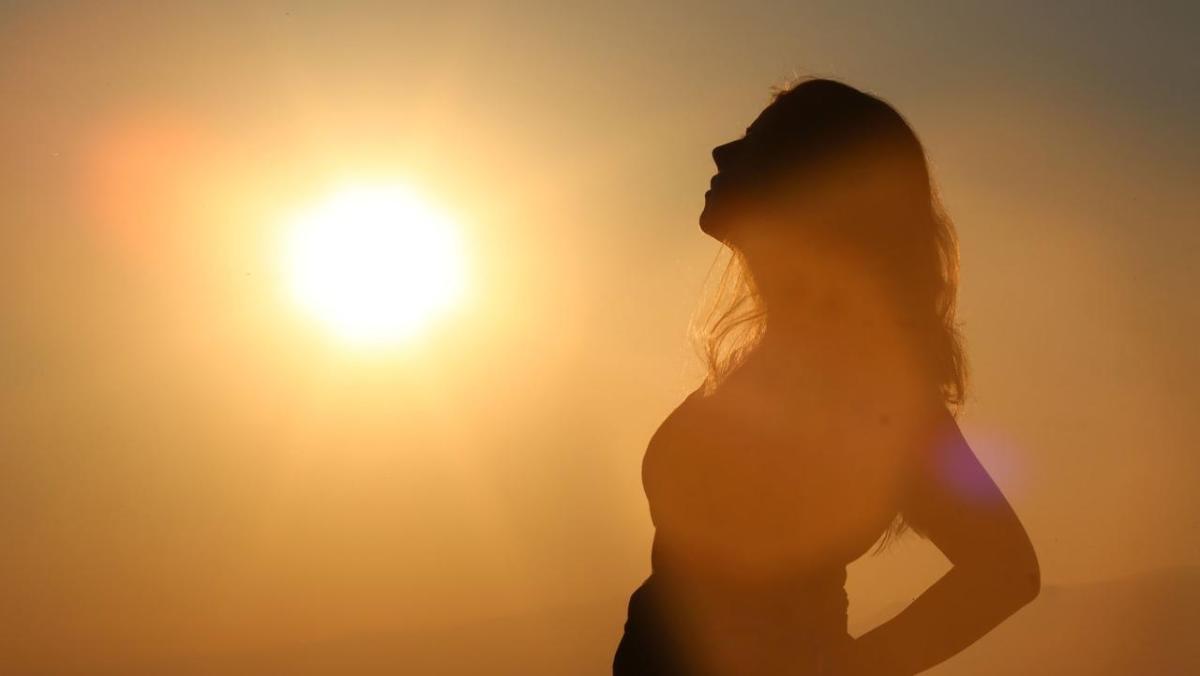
[1, 1, 1197, 671]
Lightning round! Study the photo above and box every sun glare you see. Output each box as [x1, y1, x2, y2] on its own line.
[283, 183, 467, 346]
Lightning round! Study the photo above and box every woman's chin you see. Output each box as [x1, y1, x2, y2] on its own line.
[699, 201, 723, 237]
[698, 209, 718, 237]
[700, 191, 747, 239]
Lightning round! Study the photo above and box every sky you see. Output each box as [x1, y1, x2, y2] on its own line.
[1, 1, 1198, 672]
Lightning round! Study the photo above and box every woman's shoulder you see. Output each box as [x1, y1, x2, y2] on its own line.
[641, 385, 714, 465]
[650, 385, 710, 444]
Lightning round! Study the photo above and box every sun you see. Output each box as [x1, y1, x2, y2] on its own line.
[282, 183, 467, 346]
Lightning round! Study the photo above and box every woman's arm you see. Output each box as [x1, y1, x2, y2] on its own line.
[849, 407, 1041, 675]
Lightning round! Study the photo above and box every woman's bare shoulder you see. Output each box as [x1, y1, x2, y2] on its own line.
[651, 385, 710, 443]
[641, 386, 715, 465]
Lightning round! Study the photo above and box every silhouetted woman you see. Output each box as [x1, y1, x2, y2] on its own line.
[613, 79, 1040, 675]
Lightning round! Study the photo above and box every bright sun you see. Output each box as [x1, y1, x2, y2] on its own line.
[283, 183, 467, 346]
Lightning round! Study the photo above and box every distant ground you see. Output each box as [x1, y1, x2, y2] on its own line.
[61, 566, 1200, 675]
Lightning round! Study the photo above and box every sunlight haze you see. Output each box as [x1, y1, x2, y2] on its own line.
[0, 1, 1196, 673]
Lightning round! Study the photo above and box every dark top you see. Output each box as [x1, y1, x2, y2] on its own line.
[614, 539, 852, 675]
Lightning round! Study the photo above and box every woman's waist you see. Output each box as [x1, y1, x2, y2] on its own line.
[650, 540, 848, 598]
[637, 564, 849, 629]
[625, 571, 853, 671]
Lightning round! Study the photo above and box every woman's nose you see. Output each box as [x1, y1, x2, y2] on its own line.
[711, 140, 741, 168]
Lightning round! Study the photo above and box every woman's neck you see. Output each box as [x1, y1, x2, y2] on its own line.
[753, 285, 903, 373]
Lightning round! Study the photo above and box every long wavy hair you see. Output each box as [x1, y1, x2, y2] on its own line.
[691, 78, 967, 548]
[696, 78, 964, 405]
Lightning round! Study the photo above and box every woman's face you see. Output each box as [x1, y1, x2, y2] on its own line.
[698, 101, 816, 239]
[699, 113, 883, 316]
[698, 137, 744, 234]
[699, 102, 826, 285]
[699, 128, 768, 237]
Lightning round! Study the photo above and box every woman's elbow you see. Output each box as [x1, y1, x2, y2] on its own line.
[968, 546, 1041, 608]
[1016, 552, 1041, 605]
[995, 546, 1041, 607]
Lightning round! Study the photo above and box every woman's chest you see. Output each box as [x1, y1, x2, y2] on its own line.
[642, 395, 917, 562]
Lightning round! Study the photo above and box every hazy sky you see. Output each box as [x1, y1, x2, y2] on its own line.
[2, 1, 1197, 671]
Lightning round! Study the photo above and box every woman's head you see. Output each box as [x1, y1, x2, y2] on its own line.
[700, 79, 929, 239]
[696, 78, 966, 408]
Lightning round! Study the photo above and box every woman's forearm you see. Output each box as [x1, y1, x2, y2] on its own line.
[849, 564, 1040, 675]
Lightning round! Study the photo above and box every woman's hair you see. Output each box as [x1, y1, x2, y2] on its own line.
[692, 78, 967, 550]
[693, 247, 765, 393]
[693, 77, 967, 411]
[696, 76, 964, 549]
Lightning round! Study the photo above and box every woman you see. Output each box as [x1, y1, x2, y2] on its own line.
[613, 79, 1040, 675]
